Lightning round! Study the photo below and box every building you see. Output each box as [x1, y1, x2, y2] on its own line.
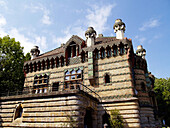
[0, 19, 161, 128]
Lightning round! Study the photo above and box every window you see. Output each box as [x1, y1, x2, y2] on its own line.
[107, 48, 112, 57]
[46, 59, 50, 69]
[14, 104, 23, 120]
[113, 46, 118, 56]
[105, 74, 110, 83]
[61, 56, 64, 67]
[51, 58, 55, 68]
[95, 49, 99, 59]
[52, 82, 59, 91]
[141, 82, 146, 92]
[101, 48, 105, 59]
[30, 63, 33, 72]
[34, 74, 49, 94]
[42, 60, 45, 70]
[64, 68, 83, 90]
[120, 45, 125, 55]
[38, 61, 41, 71]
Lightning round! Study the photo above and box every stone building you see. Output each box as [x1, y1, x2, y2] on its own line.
[0, 19, 161, 128]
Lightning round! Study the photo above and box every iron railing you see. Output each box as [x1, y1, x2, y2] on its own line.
[0, 84, 101, 101]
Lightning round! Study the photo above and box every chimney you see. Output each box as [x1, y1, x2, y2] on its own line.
[30, 46, 40, 59]
[85, 27, 96, 47]
[113, 19, 126, 39]
[136, 45, 146, 59]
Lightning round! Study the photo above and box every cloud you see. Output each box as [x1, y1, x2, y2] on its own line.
[134, 35, 146, 44]
[0, 15, 6, 26]
[139, 18, 160, 31]
[35, 36, 47, 49]
[25, 3, 52, 25]
[53, 3, 115, 46]
[86, 4, 116, 34]
[0, 0, 8, 10]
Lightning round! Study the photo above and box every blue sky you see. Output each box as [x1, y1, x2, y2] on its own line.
[0, 0, 170, 78]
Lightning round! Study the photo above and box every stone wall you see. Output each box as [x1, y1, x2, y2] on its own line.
[0, 90, 98, 128]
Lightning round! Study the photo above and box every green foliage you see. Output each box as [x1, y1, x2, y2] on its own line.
[0, 35, 31, 94]
[154, 78, 170, 126]
[109, 109, 124, 128]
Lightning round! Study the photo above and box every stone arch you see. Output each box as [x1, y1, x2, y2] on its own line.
[104, 72, 112, 84]
[13, 103, 23, 120]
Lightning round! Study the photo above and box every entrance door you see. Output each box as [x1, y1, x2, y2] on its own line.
[84, 109, 93, 128]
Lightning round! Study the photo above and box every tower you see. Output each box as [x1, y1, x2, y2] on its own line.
[30, 46, 40, 59]
[113, 19, 126, 39]
[136, 45, 146, 59]
[85, 27, 96, 47]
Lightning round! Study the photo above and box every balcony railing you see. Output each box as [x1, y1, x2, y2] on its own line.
[0, 84, 101, 102]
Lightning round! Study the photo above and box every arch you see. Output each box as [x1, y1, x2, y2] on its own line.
[141, 82, 146, 92]
[51, 58, 55, 68]
[42, 60, 45, 70]
[102, 112, 110, 127]
[119, 43, 125, 55]
[38, 61, 41, 71]
[60, 56, 64, 67]
[100, 47, 105, 59]
[105, 73, 111, 84]
[84, 108, 93, 128]
[33, 62, 37, 72]
[30, 63, 33, 72]
[81, 50, 85, 63]
[94, 48, 99, 59]
[14, 104, 23, 120]
[113, 45, 118, 56]
[55, 57, 59, 67]
[46, 59, 50, 69]
[106, 46, 112, 57]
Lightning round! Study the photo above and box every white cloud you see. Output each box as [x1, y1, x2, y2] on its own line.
[0, 15, 6, 26]
[86, 4, 115, 34]
[134, 35, 146, 44]
[139, 18, 160, 31]
[53, 3, 115, 46]
[25, 3, 52, 25]
[0, 0, 8, 10]
[35, 36, 47, 49]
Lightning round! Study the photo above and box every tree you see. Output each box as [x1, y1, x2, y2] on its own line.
[0, 35, 31, 96]
[109, 109, 124, 128]
[154, 78, 170, 126]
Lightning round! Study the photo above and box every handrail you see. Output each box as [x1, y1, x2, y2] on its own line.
[0, 84, 101, 101]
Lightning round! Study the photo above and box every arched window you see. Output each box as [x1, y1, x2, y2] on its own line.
[141, 82, 146, 92]
[34, 62, 37, 72]
[81, 51, 85, 62]
[61, 56, 64, 67]
[42, 60, 45, 70]
[14, 104, 23, 120]
[105, 74, 110, 83]
[46, 59, 50, 69]
[101, 48, 105, 59]
[113, 46, 118, 56]
[107, 47, 112, 57]
[94, 49, 99, 59]
[30, 63, 33, 72]
[51, 58, 55, 68]
[119, 44, 125, 55]
[55, 57, 59, 67]
[38, 61, 41, 71]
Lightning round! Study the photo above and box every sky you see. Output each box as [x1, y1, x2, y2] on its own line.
[0, 0, 170, 78]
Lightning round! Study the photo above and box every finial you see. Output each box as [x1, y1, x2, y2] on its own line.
[113, 19, 126, 39]
[85, 27, 96, 47]
[136, 45, 146, 59]
[30, 46, 40, 59]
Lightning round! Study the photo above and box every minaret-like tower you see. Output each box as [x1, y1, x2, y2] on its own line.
[113, 19, 126, 39]
[30, 46, 40, 59]
[85, 27, 96, 47]
[136, 45, 146, 59]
